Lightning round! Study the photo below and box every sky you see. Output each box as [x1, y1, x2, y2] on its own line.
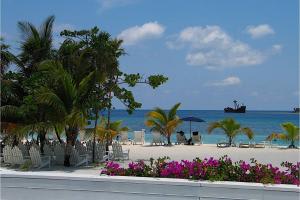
[1, 0, 299, 110]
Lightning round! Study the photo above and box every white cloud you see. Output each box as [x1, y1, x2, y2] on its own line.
[97, 0, 137, 11]
[271, 44, 282, 53]
[246, 24, 275, 39]
[207, 76, 241, 87]
[118, 22, 165, 45]
[167, 26, 267, 69]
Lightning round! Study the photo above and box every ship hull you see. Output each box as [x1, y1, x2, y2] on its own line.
[224, 106, 246, 113]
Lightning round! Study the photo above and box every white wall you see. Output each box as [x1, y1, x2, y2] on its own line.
[1, 171, 299, 200]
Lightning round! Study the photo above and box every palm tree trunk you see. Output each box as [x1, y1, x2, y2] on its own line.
[289, 140, 295, 148]
[64, 127, 78, 167]
[167, 135, 171, 145]
[39, 131, 46, 154]
[54, 126, 63, 144]
[92, 111, 99, 163]
[229, 136, 232, 146]
[106, 106, 111, 152]
[12, 135, 18, 147]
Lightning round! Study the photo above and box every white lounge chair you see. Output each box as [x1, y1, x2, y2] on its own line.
[120, 131, 130, 144]
[95, 142, 109, 162]
[29, 147, 51, 169]
[133, 131, 144, 145]
[12, 146, 28, 166]
[3, 145, 13, 165]
[176, 133, 186, 145]
[192, 134, 202, 145]
[70, 148, 89, 167]
[54, 144, 65, 165]
[111, 142, 129, 161]
[75, 142, 88, 155]
[217, 142, 230, 148]
[18, 143, 29, 157]
[151, 132, 164, 145]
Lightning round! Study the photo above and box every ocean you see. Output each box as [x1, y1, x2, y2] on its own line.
[106, 110, 299, 146]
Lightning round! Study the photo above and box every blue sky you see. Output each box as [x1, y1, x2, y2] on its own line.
[1, 0, 299, 110]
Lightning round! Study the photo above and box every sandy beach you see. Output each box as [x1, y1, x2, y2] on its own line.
[121, 144, 300, 166]
[2, 144, 299, 176]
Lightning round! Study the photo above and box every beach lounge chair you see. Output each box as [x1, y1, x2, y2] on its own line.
[43, 144, 54, 156]
[11, 146, 29, 166]
[111, 142, 130, 161]
[151, 132, 164, 145]
[176, 132, 186, 145]
[70, 148, 90, 167]
[95, 142, 109, 162]
[253, 142, 265, 148]
[192, 131, 202, 145]
[3, 145, 13, 165]
[54, 144, 65, 165]
[133, 131, 144, 145]
[217, 142, 230, 148]
[239, 142, 251, 148]
[18, 143, 29, 157]
[29, 147, 51, 169]
[120, 131, 131, 144]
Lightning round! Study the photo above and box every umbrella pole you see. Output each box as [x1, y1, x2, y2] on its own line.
[190, 121, 192, 138]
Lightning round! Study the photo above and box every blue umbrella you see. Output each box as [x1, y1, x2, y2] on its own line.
[180, 117, 205, 137]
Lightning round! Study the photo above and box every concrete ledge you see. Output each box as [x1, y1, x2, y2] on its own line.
[1, 170, 299, 200]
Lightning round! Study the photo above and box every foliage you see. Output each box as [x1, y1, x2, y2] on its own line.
[19, 160, 32, 171]
[101, 156, 300, 185]
[266, 122, 300, 148]
[1, 16, 167, 163]
[145, 103, 182, 145]
[85, 119, 129, 142]
[207, 118, 254, 145]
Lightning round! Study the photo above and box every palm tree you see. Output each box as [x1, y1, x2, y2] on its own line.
[17, 15, 55, 77]
[86, 119, 129, 142]
[145, 103, 182, 145]
[0, 38, 16, 75]
[266, 122, 299, 148]
[1, 16, 56, 151]
[207, 118, 254, 146]
[36, 60, 95, 166]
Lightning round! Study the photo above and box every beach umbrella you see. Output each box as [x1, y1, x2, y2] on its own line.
[180, 116, 205, 137]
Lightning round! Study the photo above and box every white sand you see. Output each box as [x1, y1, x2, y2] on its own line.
[1, 144, 299, 175]
[121, 144, 300, 167]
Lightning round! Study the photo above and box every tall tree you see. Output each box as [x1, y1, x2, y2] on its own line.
[36, 60, 95, 166]
[17, 15, 55, 77]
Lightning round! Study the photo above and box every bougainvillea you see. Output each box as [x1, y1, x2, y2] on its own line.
[101, 156, 300, 185]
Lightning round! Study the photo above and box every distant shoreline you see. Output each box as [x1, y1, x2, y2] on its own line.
[111, 109, 300, 113]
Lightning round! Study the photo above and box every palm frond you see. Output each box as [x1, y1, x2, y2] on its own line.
[207, 122, 222, 134]
[168, 102, 181, 120]
[240, 127, 254, 140]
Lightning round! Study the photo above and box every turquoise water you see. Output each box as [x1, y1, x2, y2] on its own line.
[106, 110, 299, 145]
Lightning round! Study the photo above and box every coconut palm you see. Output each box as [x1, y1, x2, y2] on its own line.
[17, 15, 55, 77]
[207, 118, 254, 146]
[0, 38, 17, 75]
[145, 103, 182, 145]
[86, 119, 129, 142]
[266, 122, 299, 148]
[36, 60, 95, 166]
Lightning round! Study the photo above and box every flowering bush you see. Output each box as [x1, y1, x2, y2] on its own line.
[101, 156, 300, 185]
